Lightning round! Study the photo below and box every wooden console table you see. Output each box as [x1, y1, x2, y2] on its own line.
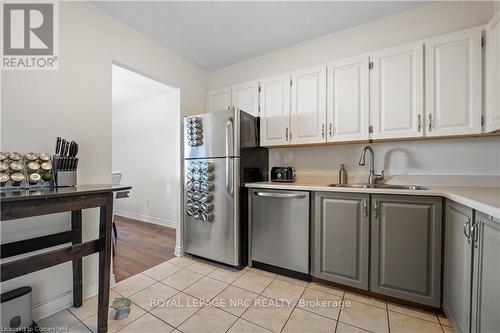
[1, 184, 131, 333]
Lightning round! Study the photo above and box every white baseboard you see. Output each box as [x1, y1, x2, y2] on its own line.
[115, 210, 176, 229]
[33, 273, 116, 322]
[174, 246, 185, 257]
[33, 280, 99, 322]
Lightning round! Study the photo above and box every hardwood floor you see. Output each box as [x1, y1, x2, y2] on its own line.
[113, 215, 176, 282]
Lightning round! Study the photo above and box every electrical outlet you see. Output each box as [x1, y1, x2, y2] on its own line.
[146, 200, 151, 207]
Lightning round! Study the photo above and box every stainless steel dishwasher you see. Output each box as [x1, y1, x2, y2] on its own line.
[249, 188, 309, 275]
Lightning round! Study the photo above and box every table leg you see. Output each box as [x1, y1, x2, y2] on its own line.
[71, 210, 83, 308]
[97, 193, 113, 333]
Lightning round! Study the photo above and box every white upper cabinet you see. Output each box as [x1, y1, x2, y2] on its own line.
[290, 65, 327, 144]
[231, 81, 259, 117]
[369, 42, 424, 140]
[326, 55, 369, 142]
[207, 87, 231, 113]
[486, 11, 500, 133]
[259, 73, 291, 146]
[425, 28, 482, 136]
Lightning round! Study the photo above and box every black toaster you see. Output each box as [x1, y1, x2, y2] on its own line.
[271, 167, 296, 182]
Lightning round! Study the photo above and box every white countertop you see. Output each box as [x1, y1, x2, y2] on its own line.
[245, 181, 500, 219]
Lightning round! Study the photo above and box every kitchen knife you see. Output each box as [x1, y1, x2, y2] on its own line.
[61, 139, 67, 156]
[55, 137, 62, 155]
[69, 141, 76, 157]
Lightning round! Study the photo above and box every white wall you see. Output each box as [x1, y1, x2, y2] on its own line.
[209, 2, 494, 88]
[270, 136, 500, 176]
[112, 92, 180, 228]
[0, 1, 207, 320]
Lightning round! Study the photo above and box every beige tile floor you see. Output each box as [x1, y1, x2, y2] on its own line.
[38, 256, 454, 333]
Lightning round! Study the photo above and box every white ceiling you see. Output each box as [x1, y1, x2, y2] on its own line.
[95, 1, 426, 71]
[112, 64, 176, 108]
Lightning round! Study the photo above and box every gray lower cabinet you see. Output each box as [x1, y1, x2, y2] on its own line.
[443, 201, 473, 333]
[312, 192, 370, 289]
[471, 212, 500, 333]
[370, 195, 442, 307]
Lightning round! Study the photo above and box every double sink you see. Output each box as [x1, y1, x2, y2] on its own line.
[329, 183, 428, 190]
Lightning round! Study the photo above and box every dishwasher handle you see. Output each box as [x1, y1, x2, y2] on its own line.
[253, 191, 307, 199]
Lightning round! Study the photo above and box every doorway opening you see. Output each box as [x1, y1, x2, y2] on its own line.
[111, 63, 180, 282]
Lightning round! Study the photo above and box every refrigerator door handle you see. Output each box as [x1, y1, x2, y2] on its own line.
[226, 117, 234, 196]
[226, 158, 233, 196]
[225, 117, 234, 157]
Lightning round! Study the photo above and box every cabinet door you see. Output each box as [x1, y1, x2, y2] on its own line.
[326, 55, 370, 142]
[370, 42, 424, 139]
[208, 87, 231, 113]
[371, 195, 442, 307]
[259, 73, 291, 146]
[485, 11, 500, 133]
[471, 212, 500, 333]
[425, 28, 482, 136]
[443, 201, 473, 333]
[313, 192, 369, 289]
[290, 65, 327, 144]
[232, 81, 259, 117]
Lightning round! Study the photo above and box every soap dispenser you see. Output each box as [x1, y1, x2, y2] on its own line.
[339, 164, 348, 184]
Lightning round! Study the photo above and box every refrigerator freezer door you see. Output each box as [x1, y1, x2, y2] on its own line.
[185, 109, 240, 159]
[185, 157, 241, 266]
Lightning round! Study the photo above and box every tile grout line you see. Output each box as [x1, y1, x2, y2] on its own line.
[386, 308, 443, 325]
[113, 311, 150, 333]
[278, 282, 308, 333]
[386, 304, 392, 333]
[333, 289, 346, 333]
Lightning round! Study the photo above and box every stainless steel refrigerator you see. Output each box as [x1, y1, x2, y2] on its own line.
[184, 108, 268, 267]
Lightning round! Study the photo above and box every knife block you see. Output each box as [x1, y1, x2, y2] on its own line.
[55, 171, 76, 187]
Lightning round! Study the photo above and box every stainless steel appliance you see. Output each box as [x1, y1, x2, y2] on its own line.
[249, 189, 309, 276]
[184, 108, 268, 267]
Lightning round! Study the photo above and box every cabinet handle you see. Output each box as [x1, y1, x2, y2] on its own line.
[373, 200, 378, 218]
[472, 219, 480, 248]
[285, 128, 289, 142]
[321, 124, 325, 139]
[329, 123, 333, 138]
[363, 199, 368, 217]
[417, 115, 422, 132]
[428, 114, 433, 132]
[463, 216, 471, 244]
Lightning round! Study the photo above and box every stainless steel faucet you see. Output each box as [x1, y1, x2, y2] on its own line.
[358, 146, 384, 185]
